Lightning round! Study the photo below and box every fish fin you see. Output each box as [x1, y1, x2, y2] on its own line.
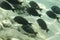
[46, 29, 49, 32]
[12, 9, 16, 12]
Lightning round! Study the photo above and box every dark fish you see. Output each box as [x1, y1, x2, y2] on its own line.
[6, 0, 23, 4]
[0, 1, 15, 11]
[21, 25, 37, 36]
[6, 0, 23, 10]
[46, 11, 58, 19]
[26, 7, 41, 17]
[14, 16, 32, 26]
[46, 11, 60, 22]
[51, 6, 60, 14]
[29, 1, 42, 11]
[37, 19, 49, 32]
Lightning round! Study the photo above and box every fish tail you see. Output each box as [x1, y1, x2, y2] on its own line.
[39, 14, 41, 17]
[57, 17, 60, 23]
[39, 8, 42, 11]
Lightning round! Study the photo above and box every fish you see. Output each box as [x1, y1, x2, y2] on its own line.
[14, 16, 32, 26]
[51, 6, 60, 14]
[6, 0, 23, 4]
[46, 11, 60, 23]
[46, 11, 58, 19]
[29, 1, 42, 11]
[0, 1, 15, 11]
[26, 7, 41, 17]
[37, 19, 49, 32]
[21, 25, 37, 36]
